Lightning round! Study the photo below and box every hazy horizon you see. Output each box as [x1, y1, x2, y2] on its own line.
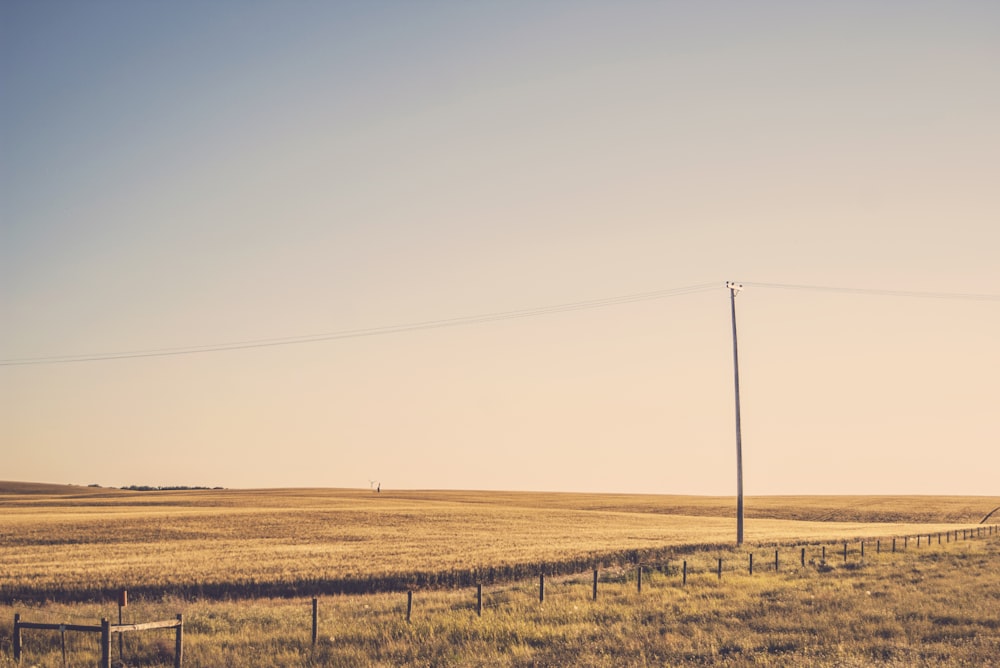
[2, 2, 998, 496]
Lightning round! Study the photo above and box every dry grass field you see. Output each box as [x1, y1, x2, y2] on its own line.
[1, 482, 994, 602]
[1, 482, 999, 666]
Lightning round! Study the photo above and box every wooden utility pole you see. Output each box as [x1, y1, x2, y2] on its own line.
[727, 281, 745, 546]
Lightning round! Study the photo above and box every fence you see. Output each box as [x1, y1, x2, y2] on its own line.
[12, 613, 183, 668]
[9, 524, 998, 660]
[302, 524, 998, 640]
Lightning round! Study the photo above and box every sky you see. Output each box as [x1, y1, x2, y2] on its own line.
[1, 1, 998, 495]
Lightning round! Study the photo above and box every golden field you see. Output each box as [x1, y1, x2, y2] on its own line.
[0, 482, 996, 602]
[5, 540, 1000, 667]
[0, 482, 1000, 668]
[0, 480, 998, 666]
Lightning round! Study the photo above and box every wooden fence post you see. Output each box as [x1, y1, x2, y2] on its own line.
[539, 573, 545, 603]
[904, 536, 908, 549]
[822, 546, 826, 561]
[593, 569, 598, 601]
[406, 591, 413, 623]
[637, 565, 642, 593]
[718, 558, 723, 580]
[682, 560, 687, 586]
[476, 584, 482, 617]
[749, 553, 753, 575]
[801, 547, 805, 567]
[877, 540, 880, 554]
[917, 535, 921, 548]
[861, 541, 865, 559]
[13, 613, 21, 664]
[774, 550, 779, 572]
[100, 619, 111, 668]
[175, 614, 183, 668]
[311, 598, 318, 646]
[892, 538, 896, 553]
[843, 542, 848, 562]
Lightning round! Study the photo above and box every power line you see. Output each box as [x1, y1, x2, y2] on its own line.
[743, 282, 1000, 302]
[4, 280, 997, 367]
[0, 282, 719, 366]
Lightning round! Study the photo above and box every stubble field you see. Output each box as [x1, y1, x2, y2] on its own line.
[1, 482, 998, 666]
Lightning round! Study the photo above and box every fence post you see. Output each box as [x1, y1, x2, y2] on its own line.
[801, 547, 805, 567]
[539, 573, 545, 603]
[917, 535, 921, 548]
[406, 591, 413, 623]
[637, 565, 642, 593]
[13, 613, 21, 664]
[861, 541, 865, 559]
[682, 560, 687, 586]
[476, 584, 482, 617]
[101, 618, 111, 668]
[118, 589, 126, 666]
[774, 550, 779, 573]
[718, 558, 723, 580]
[593, 569, 598, 601]
[843, 542, 848, 562]
[904, 536, 908, 549]
[749, 553, 753, 575]
[311, 598, 318, 646]
[877, 540, 880, 554]
[175, 614, 183, 668]
[822, 546, 826, 561]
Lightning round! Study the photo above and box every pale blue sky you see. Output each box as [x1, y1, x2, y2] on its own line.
[2, 1, 998, 495]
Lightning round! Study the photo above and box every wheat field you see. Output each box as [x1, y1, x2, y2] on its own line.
[1, 482, 995, 601]
[2, 483, 999, 666]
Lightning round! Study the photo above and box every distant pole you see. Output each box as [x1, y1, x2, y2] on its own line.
[728, 281, 745, 546]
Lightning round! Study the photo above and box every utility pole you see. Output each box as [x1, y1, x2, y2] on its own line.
[727, 281, 744, 545]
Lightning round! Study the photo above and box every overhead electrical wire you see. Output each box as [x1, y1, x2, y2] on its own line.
[742, 281, 1000, 302]
[3, 280, 997, 367]
[0, 282, 719, 366]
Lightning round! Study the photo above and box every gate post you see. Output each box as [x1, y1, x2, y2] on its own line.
[175, 614, 183, 668]
[100, 619, 111, 668]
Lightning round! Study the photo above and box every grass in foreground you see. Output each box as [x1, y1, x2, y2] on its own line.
[2, 533, 998, 666]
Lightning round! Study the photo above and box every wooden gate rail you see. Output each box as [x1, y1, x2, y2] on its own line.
[13, 613, 182, 668]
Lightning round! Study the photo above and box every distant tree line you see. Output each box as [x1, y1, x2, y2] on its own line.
[118, 485, 225, 491]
